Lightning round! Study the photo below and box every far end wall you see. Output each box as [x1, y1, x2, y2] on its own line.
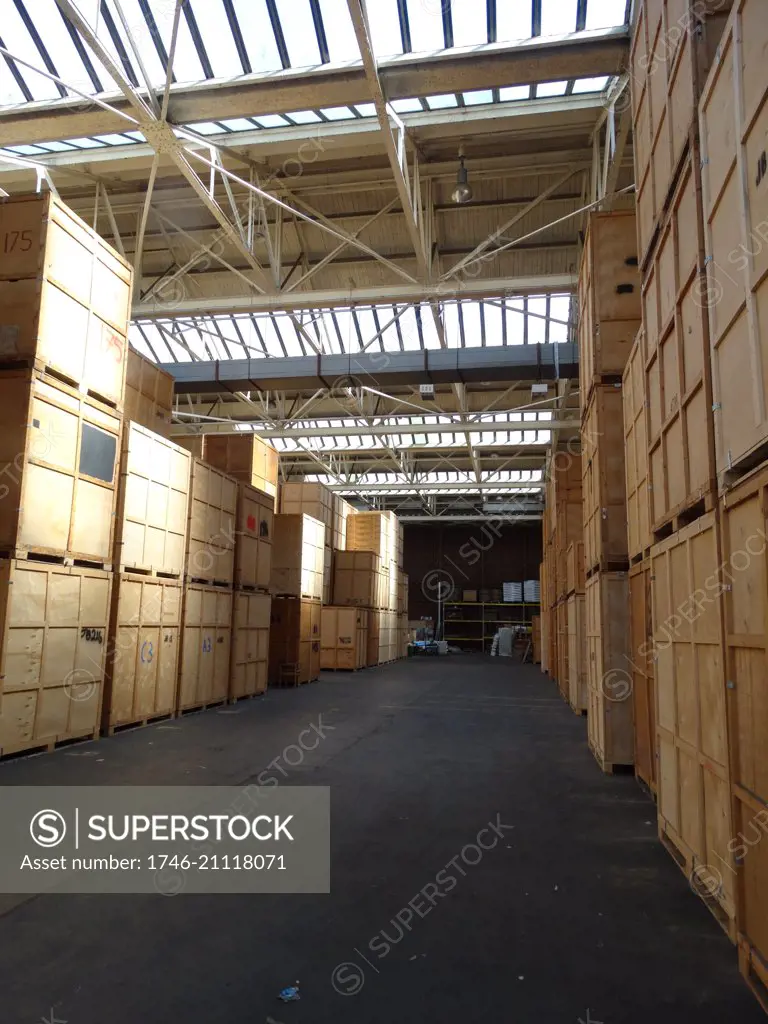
[403, 522, 543, 620]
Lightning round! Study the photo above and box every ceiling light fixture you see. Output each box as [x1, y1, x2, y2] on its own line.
[451, 146, 473, 204]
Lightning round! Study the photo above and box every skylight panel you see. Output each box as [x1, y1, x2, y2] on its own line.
[334, 309, 357, 351]
[187, 0, 243, 77]
[528, 297, 547, 343]
[274, 0, 322, 68]
[0, 52, 28, 105]
[35, 140, 77, 152]
[317, 0, 361, 62]
[500, 85, 531, 102]
[585, 0, 628, 29]
[65, 136, 107, 148]
[536, 80, 568, 97]
[123, 130, 147, 141]
[505, 299, 526, 345]
[5, 143, 47, 156]
[443, 303, 460, 347]
[399, 308, 421, 351]
[496, 4, 527, 44]
[484, 302, 504, 346]
[541, 0, 579, 36]
[230, 0, 284, 72]
[103, 0, 173, 86]
[462, 89, 494, 105]
[92, 133, 137, 145]
[287, 109, 323, 124]
[186, 121, 225, 135]
[252, 114, 291, 128]
[405, 0, 446, 53]
[450, 0, 490, 47]
[571, 75, 610, 93]
[218, 118, 257, 132]
[420, 312, 441, 350]
[366, 0, 405, 58]
[462, 302, 482, 347]
[319, 106, 356, 120]
[353, 103, 377, 117]
[0, 3, 61, 101]
[389, 97, 422, 114]
[425, 93, 459, 110]
[33, 0, 103, 96]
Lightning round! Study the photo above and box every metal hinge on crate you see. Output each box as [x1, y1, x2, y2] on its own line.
[712, 403, 721, 412]
[727, 680, 736, 690]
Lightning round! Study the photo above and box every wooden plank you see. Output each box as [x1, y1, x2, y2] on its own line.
[629, 558, 657, 793]
[650, 508, 736, 932]
[230, 590, 270, 699]
[623, 329, 653, 560]
[114, 423, 191, 578]
[699, 0, 768, 485]
[103, 573, 181, 732]
[177, 582, 232, 710]
[0, 558, 112, 757]
[0, 192, 132, 409]
[585, 570, 634, 769]
[0, 369, 121, 566]
[186, 458, 237, 585]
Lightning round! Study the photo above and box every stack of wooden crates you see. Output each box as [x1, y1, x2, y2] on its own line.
[0, 192, 132, 756]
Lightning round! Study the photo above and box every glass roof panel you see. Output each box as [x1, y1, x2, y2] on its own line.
[527, 297, 548, 344]
[586, 0, 629, 30]
[451, 0, 490, 48]
[541, 0, 579, 36]
[354, 103, 377, 117]
[571, 75, 610, 93]
[390, 97, 423, 114]
[484, 302, 503, 346]
[425, 93, 459, 110]
[366, 0, 405, 58]
[499, 85, 531, 102]
[462, 89, 494, 105]
[230, 0, 284, 73]
[461, 302, 482, 348]
[188, 0, 243, 78]
[317, 0, 361, 63]
[252, 114, 291, 128]
[536, 81, 569, 97]
[0, 3, 62, 101]
[287, 109, 323, 124]
[274, 0, 323, 68]
[319, 106, 356, 120]
[405, 0, 446, 53]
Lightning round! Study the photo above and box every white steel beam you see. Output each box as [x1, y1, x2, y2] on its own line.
[171, 420, 572, 439]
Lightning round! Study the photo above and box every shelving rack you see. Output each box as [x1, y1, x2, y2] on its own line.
[443, 602, 540, 652]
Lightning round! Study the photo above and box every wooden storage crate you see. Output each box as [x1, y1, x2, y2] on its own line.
[333, 550, 381, 608]
[230, 590, 270, 699]
[643, 145, 717, 534]
[578, 210, 641, 408]
[566, 541, 585, 596]
[0, 192, 132, 409]
[333, 494, 353, 551]
[280, 481, 333, 546]
[103, 574, 181, 733]
[397, 572, 409, 614]
[114, 423, 190, 577]
[650, 511, 736, 936]
[268, 597, 321, 685]
[699, 0, 768, 483]
[323, 546, 333, 606]
[586, 571, 634, 771]
[186, 458, 237, 585]
[0, 369, 120, 565]
[233, 483, 273, 591]
[567, 592, 587, 714]
[174, 435, 204, 458]
[367, 608, 398, 666]
[346, 510, 398, 566]
[555, 498, 583, 600]
[629, 559, 657, 793]
[0, 559, 112, 757]
[719, 461, 768, 986]
[632, 1, 732, 267]
[203, 433, 278, 500]
[546, 448, 582, 538]
[271, 513, 324, 600]
[532, 615, 541, 664]
[321, 606, 369, 671]
[582, 385, 629, 574]
[623, 330, 652, 559]
[124, 347, 174, 438]
[177, 583, 232, 711]
[559, 599, 571, 691]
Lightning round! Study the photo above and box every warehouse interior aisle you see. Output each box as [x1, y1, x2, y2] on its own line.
[0, 656, 759, 1024]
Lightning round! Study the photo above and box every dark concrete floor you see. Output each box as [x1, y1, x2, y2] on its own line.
[0, 654, 762, 1023]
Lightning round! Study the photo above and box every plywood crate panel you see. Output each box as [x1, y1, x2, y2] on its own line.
[719, 461, 768, 982]
[0, 560, 112, 756]
[0, 369, 120, 564]
[114, 423, 190, 577]
[632, 2, 732, 267]
[323, 546, 333, 606]
[566, 593, 586, 713]
[539, 564, 549, 674]
[700, 0, 768, 482]
[271, 513, 324, 600]
[333, 494, 353, 551]
[186, 459, 236, 585]
[629, 559, 656, 793]
[578, 209, 641, 408]
[268, 597, 320, 684]
[546, 449, 582, 539]
[178, 583, 232, 710]
[650, 511, 736, 935]
[582, 385, 629, 573]
[367, 609, 398, 666]
[623, 331, 652, 559]
[555, 499, 583, 601]
[230, 591, 270, 699]
[280, 481, 333, 545]
[0, 194, 132, 409]
[321, 606, 369, 670]
[566, 540, 585, 597]
[397, 572, 409, 614]
[234, 483, 273, 592]
[643, 147, 717, 531]
[333, 550, 381, 608]
[203, 433, 278, 500]
[586, 571, 634, 770]
[556, 600, 569, 701]
[123, 346, 173, 438]
[103, 574, 181, 732]
[346, 511, 398, 567]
